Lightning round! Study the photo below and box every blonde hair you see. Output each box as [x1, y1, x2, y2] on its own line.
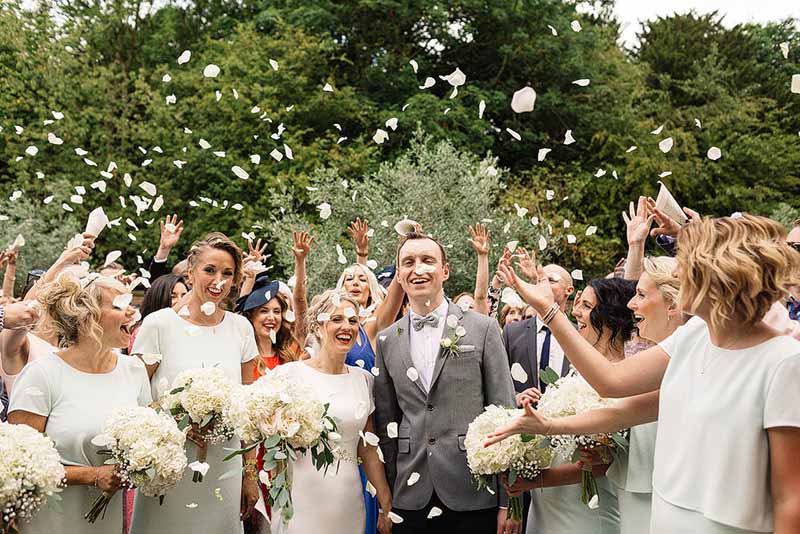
[642, 256, 680, 304]
[335, 264, 386, 308]
[186, 232, 244, 291]
[306, 289, 361, 347]
[676, 214, 799, 332]
[37, 274, 127, 348]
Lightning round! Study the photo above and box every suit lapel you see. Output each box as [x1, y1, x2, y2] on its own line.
[428, 301, 462, 392]
[396, 314, 427, 396]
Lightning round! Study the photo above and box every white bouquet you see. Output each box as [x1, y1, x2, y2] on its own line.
[0, 422, 65, 532]
[86, 407, 187, 523]
[159, 367, 235, 482]
[537, 371, 628, 507]
[225, 372, 340, 524]
[465, 405, 553, 521]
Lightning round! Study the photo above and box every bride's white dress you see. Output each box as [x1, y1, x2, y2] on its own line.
[271, 361, 373, 534]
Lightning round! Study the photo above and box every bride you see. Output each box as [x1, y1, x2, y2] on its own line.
[270, 289, 393, 534]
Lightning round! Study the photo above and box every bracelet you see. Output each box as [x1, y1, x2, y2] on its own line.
[94, 468, 100, 488]
[0, 304, 4, 332]
[540, 303, 560, 326]
[356, 249, 368, 257]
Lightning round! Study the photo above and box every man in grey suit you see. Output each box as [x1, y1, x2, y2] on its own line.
[374, 232, 519, 534]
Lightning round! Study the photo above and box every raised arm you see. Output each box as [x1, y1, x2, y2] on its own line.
[499, 261, 669, 398]
[25, 234, 95, 302]
[2, 249, 18, 299]
[148, 215, 184, 281]
[373, 338, 400, 490]
[622, 197, 654, 280]
[364, 276, 405, 346]
[347, 218, 370, 266]
[467, 223, 491, 315]
[239, 239, 268, 298]
[291, 231, 314, 343]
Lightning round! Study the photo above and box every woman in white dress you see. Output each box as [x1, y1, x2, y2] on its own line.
[130, 232, 260, 534]
[271, 289, 393, 534]
[489, 214, 800, 533]
[8, 273, 150, 534]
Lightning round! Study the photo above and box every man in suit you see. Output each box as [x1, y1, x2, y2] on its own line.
[374, 232, 519, 534]
[503, 263, 575, 402]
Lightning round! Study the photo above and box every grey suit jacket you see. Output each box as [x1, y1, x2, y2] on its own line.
[374, 301, 516, 512]
[502, 317, 572, 394]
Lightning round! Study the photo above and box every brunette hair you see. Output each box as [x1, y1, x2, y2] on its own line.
[587, 278, 637, 352]
[243, 292, 301, 372]
[139, 274, 187, 321]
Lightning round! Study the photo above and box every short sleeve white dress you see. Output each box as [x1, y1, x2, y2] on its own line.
[8, 352, 152, 534]
[271, 361, 374, 534]
[130, 308, 258, 534]
[653, 316, 800, 533]
[606, 422, 658, 534]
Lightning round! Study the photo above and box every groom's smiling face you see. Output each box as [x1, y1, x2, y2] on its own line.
[397, 237, 450, 302]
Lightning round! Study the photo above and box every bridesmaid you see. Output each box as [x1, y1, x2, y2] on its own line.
[131, 232, 260, 534]
[490, 214, 800, 534]
[8, 274, 150, 534]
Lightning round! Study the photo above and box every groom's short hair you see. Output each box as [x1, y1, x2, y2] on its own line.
[396, 232, 448, 265]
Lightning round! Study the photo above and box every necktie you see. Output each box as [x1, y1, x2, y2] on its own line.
[538, 325, 552, 393]
[412, 313, 440, 331]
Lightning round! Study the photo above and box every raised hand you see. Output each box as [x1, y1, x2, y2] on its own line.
[623, 196, 654, 246]
[292, 231, 315, 261]
[491, 248, 512, 288]
[157, 215, 184, 256]
[58, 233, 95, 265]
[515, 247, 537, 282]
[646, 198, 700, 238]
[467, 223, 490, 256]
[497, 261, 555, 315]
[347, 218, 370, 257]
[246, 238, 267, 263]
[4, 249, 18, 266]
[483, 401, 551, 448]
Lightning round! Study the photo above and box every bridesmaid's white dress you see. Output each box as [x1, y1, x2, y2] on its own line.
[130, 308, 258, 534]
[9, 352, 151, 534]
[607, 422, 658, 534]
[527, 450, 620, 534]
[271, 361, 373, 534]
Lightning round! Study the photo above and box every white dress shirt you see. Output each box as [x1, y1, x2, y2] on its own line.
[536, 317, 566, 376]
[409, 299, 449, 391]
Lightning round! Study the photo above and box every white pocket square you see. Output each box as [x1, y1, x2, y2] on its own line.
[457, 344, 475, 351]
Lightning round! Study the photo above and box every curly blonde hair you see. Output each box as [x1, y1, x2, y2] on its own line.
[335, 264, 386, 308]
[642, 256, 680, 305]
[306, 289, 361, 347]
[186, 232, 244, 292]
[37, 274, 127, 348]
[676, 214, 799, 332]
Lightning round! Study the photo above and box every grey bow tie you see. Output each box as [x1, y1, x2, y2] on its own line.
[412, 313, 440, 331]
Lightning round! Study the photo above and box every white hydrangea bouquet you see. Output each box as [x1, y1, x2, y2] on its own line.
[0, 422, 65, 533]
[537, 371, 629, 508]
[86, 406, 187, 523]
[465, 405, 554, 521]
[224, 372, 340, 524]
[158, 367, 235, 482]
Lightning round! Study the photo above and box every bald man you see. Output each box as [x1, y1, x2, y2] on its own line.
[502, 264, 575, 397]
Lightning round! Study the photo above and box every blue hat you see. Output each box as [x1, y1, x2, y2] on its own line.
[235, 277, 281, 314]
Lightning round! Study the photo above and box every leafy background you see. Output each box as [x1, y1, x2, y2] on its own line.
[0, 0, 798, 295]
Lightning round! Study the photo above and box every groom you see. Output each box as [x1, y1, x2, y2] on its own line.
[374, 232, 519, 534]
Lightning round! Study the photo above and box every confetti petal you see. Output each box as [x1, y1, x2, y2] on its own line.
[571, 269, 583, 281]
[651, 124, 665, 135]
[387, 422, 398, 438]
[707, 147, 722, 161]
[140, 353, 163, 365]
[658, 137, 674, 153]
[112, 293, 133, 310]
[427, 507, 443, 519]
[563, 130, 575, 145]
[25, 146, 38, 156]
[419, 77, 435, 89]
[506, 128, 521, 141]
[231, 166, 249, 180]
[406, 367, 419, 382]
[373, 129, 389, 144]
[538, 148, 552, 161]
[177, 50, 191, 64]
[791, 74, 800, 94]
[440, 67, 466, 87]
[585, 226, 598, 236]
[511, 86, 536, 113]
[478, 99, 486, 119]
[572, 79, 590, 87]
[388, 512, 404, 524]
[510, 363, 528, 383]
[409, 59, 418, 73]
[407, 472, 420, 486]
[570, 20, 581, 32]
[203, 64, 220, 78]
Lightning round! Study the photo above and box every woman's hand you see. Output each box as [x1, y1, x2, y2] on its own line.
[246, 238, 268, 263]
[484, 402, 551, 447]
[468, 223, 490, 256]
[94, 465, 123, 492]
[491, 248, 512, 289]
[240, 476, 259, 520]
[515, 247, 537, 282]
[515, 387, 541, 408]
[646, 198, 700, 238]
[347, 218, 370, 257]
[377, 511, 394, 533]
[292, 231, 314, 261]
[158, 215, 184, 253]
[623, 196, 654, 246]
[500, 473, 537, 497]
[497, 262, 555, 316]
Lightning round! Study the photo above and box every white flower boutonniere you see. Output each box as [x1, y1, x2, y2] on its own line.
[441, 315, 468, 358]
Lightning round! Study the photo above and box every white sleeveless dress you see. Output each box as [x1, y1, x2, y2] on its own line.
[606, 422, 658, 534]
[271, 361, 373, 534]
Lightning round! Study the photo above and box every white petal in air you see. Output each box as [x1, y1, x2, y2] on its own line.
[563, 130, 575, 145]
[269, 59, 279, 71]
[419, 77, 435, 89]
[440, 67, 466, 87]
[25, 146, 38, 156]
[707, 147, 722, 161]
[427, 507, 443, 519]
[140, 353, 163, 365]
[200, 302, 216, 315]
[409, 59, 418, 73]
[538, 235, 547, 251]
[231, 166, 249, 180]
[112, 293, 133, 310]
[47, 133, 64, 145]
[387, 422, 398, 439]
[572, 79, 590, 87]
[323, 83, 334, 92]
[510, 363, 528, 383]
[373, 128, 389, 144]
[506, 128, 521, 141]
[317, 202, 332, 220]
[177, 50, 191, 64]
[385, 117, 398, 131]
[511, 86, 536, 113]
[780, 42, 789, 59]
[588, 494, 599, 510]
[270, 149, 283, 161]
[626, 146, 637, 153]
[538, 148, 552, 161]
[387, 512, 404, 524]
[547, 24, 558, 36]
[585, 226, 598, 236]
[406, 367, 419, 382]
[546, 189, 555, 200]
[695, 118, 702, 129]
[658, 137, 674, 153]
[567, 234, 577, 244]
[407, 472, 421, 486]
[570, 20, 582, 32]
[791, 74, 800, 94]
[571, 269, 583, 281]
[203, 64, 220, 78]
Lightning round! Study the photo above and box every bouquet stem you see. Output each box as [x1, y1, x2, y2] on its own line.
[85, 490, 114, 523]
[581, 471, 598, 507]
[193, 443, 208, 483]
[506, 495, 524, 521]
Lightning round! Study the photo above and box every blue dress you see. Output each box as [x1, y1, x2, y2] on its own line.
[345, 325, 378, 534]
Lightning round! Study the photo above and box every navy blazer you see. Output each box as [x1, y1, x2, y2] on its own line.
[502, 317, 573, 394]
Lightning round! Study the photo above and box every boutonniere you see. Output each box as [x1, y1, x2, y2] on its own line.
[440, 315, 468, 358]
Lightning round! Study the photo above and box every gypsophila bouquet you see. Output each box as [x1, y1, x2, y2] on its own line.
[158, 367, 235, 482]
[465, 405, 553, 521]
[225, 371, 340, 524]
[0, 422, 65, 534]
[85, 407, 187, 523]
[537, 371, 628, 508]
